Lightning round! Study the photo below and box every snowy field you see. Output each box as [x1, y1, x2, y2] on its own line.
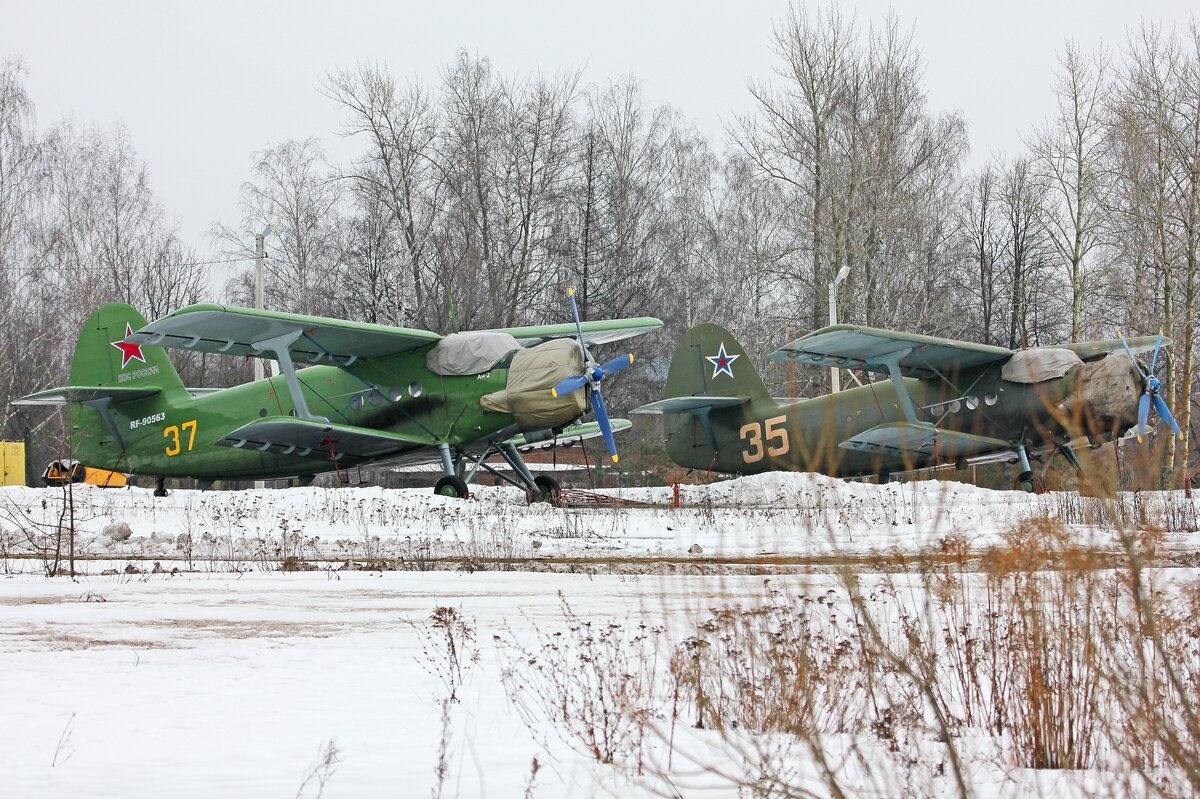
[2, 475, 1199, 797]
[2, 473, 1200, 568]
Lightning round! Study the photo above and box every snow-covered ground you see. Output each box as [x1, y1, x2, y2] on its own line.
[2, 475, 1198, 797]
[2, 473, 1199, 569]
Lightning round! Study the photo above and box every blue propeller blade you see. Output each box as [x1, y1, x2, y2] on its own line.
[567, 287, 588, 358]
[596, 353, 633, 379]
[590, 386, 618, 463]
[1149, 331, 1164, 375]
[1117, 332, 1148, 380]
[1137, 392, 1151, 442]
[1118, 329, 1182, 443]
[553, 289, 631, 462]
[551, 373, 590, 398]
[1151, 393, 1184, 439]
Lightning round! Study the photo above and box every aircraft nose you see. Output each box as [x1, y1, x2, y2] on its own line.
[495, 339, 588, 429]
[1063, 354, 1142, 441]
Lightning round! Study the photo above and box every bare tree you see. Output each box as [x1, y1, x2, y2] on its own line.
[1029, 41, 1112, 342]
[323, 64, 446, 328]
[956, 167, 1009, 345]
[212, 138, 344, 316]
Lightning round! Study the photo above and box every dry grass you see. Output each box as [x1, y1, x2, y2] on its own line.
[494, 515, 1200, 798]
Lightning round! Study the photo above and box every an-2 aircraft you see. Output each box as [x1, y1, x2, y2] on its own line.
[16, 297, 660, 499]
[634, 323, 1183, 490]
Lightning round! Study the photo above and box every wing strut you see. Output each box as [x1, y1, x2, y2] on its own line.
[866, 348, 920, 424]
[252, 331, 327, 422]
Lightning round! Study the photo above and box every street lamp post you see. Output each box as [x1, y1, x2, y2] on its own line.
[253, 223, 273, 492]
[828, 265, 851, 393]
[253, 223, 273, 383]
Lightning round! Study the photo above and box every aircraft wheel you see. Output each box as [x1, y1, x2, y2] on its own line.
[532, 475, 562, 506]
[1015, 470, 1036, 493]
[434, 475, 469, 499]
[153, 478, 168, 498]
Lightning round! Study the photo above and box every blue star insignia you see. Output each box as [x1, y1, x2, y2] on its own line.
[706, 343, 739, 379]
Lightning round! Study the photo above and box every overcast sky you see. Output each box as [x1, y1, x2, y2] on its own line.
[4, 0, 1198, 260]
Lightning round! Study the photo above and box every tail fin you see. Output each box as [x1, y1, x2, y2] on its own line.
[64, 304, 186, 470]
[664, 323, 770, 402]
[642, 323, 775, 473]
[69, 303, 185, 392]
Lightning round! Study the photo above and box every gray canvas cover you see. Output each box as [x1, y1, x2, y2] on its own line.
[481, 338, 587, 430]
[426, 331, 521, 376]
[1001, 348, 1083, 384]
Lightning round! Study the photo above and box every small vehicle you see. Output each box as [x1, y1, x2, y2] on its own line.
[42, 459, 127, 488]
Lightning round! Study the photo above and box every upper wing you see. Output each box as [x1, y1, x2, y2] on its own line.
[769, 324, 1013, 379]
[126, 304, 442, 365]
[1060, 335, 1165, 362]
[489, 317, 663, 348]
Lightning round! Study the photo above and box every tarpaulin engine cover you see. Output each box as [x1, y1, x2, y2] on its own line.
[481, 338, 587, 430]
[426, 331, 521, 376]
[1000, 348, 1083, 384]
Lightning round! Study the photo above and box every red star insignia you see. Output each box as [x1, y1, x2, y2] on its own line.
[111, 322, 146, 369]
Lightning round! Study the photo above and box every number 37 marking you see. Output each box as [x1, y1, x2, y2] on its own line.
[164, 420, 198, 457]
[740, 415, 789, 464]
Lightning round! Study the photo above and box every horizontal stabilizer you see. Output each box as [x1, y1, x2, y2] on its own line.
[217, 417, 438, 459]
[12, 385, 162, 406]
[630, 396, 747, 415]
[839, 422, 1011, 461]
[127, 304, 442, 365]
[507, 419, 631, 452]
[771, 324, 1013, 378]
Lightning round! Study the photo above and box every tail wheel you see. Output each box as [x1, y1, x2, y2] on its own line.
[434, 475, 469, 499]
[531, 475, 562, 506]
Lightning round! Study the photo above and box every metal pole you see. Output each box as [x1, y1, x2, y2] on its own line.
[254, 232, 265, 384]
[828, 280, 840, 393]
[254, 231, 266, 492]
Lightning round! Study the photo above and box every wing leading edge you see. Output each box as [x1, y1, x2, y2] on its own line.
[769, 324, 1013, 379]
[125, 304, 442, 365]
[492, 318, 663, 348]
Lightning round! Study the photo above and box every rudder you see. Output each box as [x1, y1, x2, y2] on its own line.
[664, 323, 770, 402]
[69, 303, 185, 392]
[659, 323, 776, 473]
[66, 303, 186, 470]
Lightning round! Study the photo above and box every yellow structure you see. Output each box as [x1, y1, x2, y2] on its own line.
[42, 459, 126, 488]
[1, 441, 26, 487]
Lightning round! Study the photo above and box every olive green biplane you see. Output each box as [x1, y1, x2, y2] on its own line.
[634, 323, 1182, 490]
[16, 299, 660, 499]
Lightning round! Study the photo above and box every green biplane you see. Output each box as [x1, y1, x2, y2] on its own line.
[634, 323, 1182, 490]
[15, 300, 660, 499]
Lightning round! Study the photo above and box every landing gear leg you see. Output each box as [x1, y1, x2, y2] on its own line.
[497, 443, 554, 505]
[1058, 443, 1084, 473]
[153, 476, 168, 498]
[1014, 444, 1035, 493]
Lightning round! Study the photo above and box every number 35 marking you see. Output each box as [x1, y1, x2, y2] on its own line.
[740, 415, 789, 463]
[164, 420, 198, 457]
